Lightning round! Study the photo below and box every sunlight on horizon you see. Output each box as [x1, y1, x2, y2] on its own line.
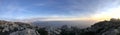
[91, 6, 120, 21]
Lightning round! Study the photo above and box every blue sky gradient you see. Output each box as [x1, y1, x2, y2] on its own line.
[0, 0, 120, 20]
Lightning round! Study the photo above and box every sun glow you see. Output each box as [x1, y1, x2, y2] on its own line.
[92, 6, 120, 21]
[33, 5, 120, 21]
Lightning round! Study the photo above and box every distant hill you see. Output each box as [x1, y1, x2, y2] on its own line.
[31, 20, 94, 28]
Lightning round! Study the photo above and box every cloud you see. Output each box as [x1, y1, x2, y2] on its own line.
[62, 0, 120, 18]
[0, 1, 31, 19]
[58, 0, 100, 17]
[34, 0, 98, 17]
[1, 0, 120, 21]
[89, 0, 120, 20]
[35, 3, 46, 6]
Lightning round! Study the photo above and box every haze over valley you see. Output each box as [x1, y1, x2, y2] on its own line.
[0, 0, 120, 35]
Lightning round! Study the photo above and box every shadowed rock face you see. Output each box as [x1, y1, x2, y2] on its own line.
[0, 20, 40, 35]
[79, 18, 120, 35]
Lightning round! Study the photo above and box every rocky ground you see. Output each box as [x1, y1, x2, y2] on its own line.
[0, 18, 120, 35]
[0, 20, 41, 35]
[79, 18, 120, 35]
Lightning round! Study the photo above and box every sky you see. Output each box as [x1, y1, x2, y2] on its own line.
[0, 0, 120, 21]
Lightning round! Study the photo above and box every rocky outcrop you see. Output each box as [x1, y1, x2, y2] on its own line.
[102, 29, 119, 35]
[1, 18, 120, 35]
[10, 29, 40, 35]
[0, 20, 40, 35]
[79, 18, 120, 35]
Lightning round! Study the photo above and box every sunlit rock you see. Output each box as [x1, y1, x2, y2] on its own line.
[10, 29, 40, 35]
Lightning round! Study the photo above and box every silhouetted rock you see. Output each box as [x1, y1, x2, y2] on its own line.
[79, 18, 120, 35]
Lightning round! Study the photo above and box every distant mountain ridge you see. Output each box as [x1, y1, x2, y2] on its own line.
[32, 20, 94, 28]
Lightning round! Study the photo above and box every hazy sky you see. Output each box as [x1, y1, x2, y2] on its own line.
[0, 0, 120, 20]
